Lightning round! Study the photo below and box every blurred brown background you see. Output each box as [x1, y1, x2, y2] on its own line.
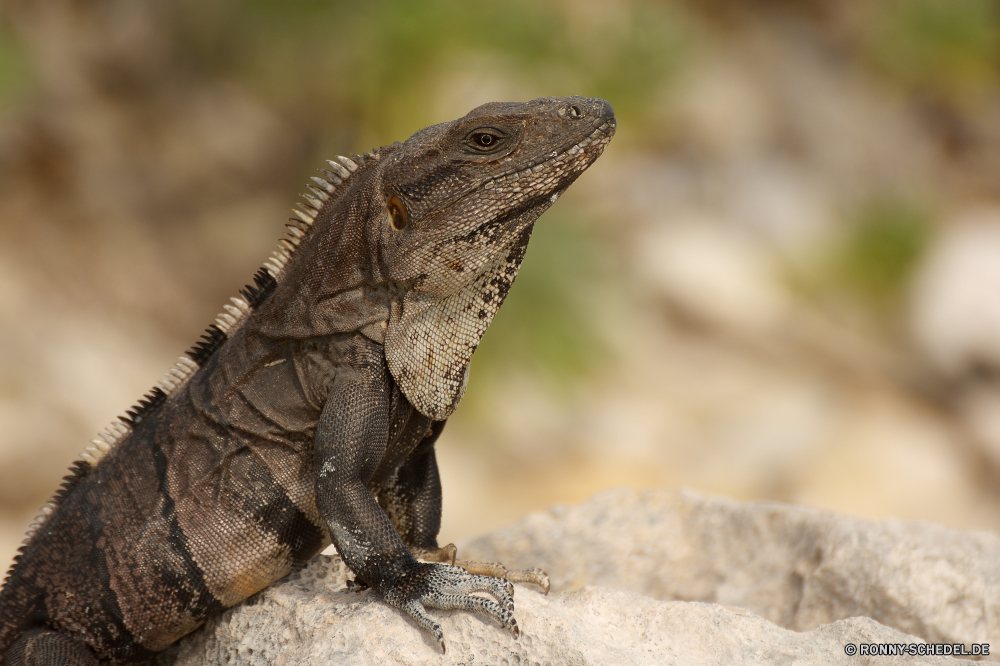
[2, 0, 1000, 571]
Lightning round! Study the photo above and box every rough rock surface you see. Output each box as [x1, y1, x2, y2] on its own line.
[165, 489, 999, 665]
[463, 488, 1000, 648]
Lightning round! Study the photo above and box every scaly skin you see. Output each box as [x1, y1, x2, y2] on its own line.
[0, 96, 615, 663]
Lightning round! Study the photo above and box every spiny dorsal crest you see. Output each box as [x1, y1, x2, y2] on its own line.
[24, 152, 378, 538]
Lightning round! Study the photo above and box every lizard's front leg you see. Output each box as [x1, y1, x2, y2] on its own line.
[377, 421, 550, 594]
[312, 344, 518, 652]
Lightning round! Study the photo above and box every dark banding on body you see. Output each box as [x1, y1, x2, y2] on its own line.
[97, 418, 225, 653]
[158, 378, 326, 608]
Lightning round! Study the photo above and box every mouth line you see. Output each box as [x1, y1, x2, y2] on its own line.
[482, 118, 616, 190]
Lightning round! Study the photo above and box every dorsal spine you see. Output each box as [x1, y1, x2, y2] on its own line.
[10, 152, 378, 549]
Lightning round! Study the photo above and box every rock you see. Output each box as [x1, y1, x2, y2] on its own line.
[167, 489, 998, 665]
[634, 221, 791, 334]
[464, 488, 1000, 648]
[166, 571, 975, 666]
[910, 208, 1000, 377]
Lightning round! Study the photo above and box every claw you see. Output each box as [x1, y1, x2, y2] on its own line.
[400, 597, 447, 652]
[384, 562, 522, 651]
[380, 555, 544, 651]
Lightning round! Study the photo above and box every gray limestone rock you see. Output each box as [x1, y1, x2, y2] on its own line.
[167, 489, 998, 665]
[462, 488, 1000, 649]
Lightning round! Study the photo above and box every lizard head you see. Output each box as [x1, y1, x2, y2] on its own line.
[377, 96, 615, 420]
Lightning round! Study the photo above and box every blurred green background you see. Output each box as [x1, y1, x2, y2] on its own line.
[2, 0, 1000, 567]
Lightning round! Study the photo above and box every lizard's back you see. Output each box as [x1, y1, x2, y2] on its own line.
[0, 325, 342, 663]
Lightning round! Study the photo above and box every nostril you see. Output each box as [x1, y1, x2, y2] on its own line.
[599, 99, 614, 121]
[569, 105, 582, 118]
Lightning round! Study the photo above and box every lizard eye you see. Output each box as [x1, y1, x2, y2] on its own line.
[388, 195, 408, 230]
[466, 128, 507, 153]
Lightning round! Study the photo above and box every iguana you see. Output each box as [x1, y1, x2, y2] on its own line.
[0, 95, 615, 664]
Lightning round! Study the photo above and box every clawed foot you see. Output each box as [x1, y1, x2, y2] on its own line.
[415, 543, 551, 594]
[383, 562, 519, 653]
